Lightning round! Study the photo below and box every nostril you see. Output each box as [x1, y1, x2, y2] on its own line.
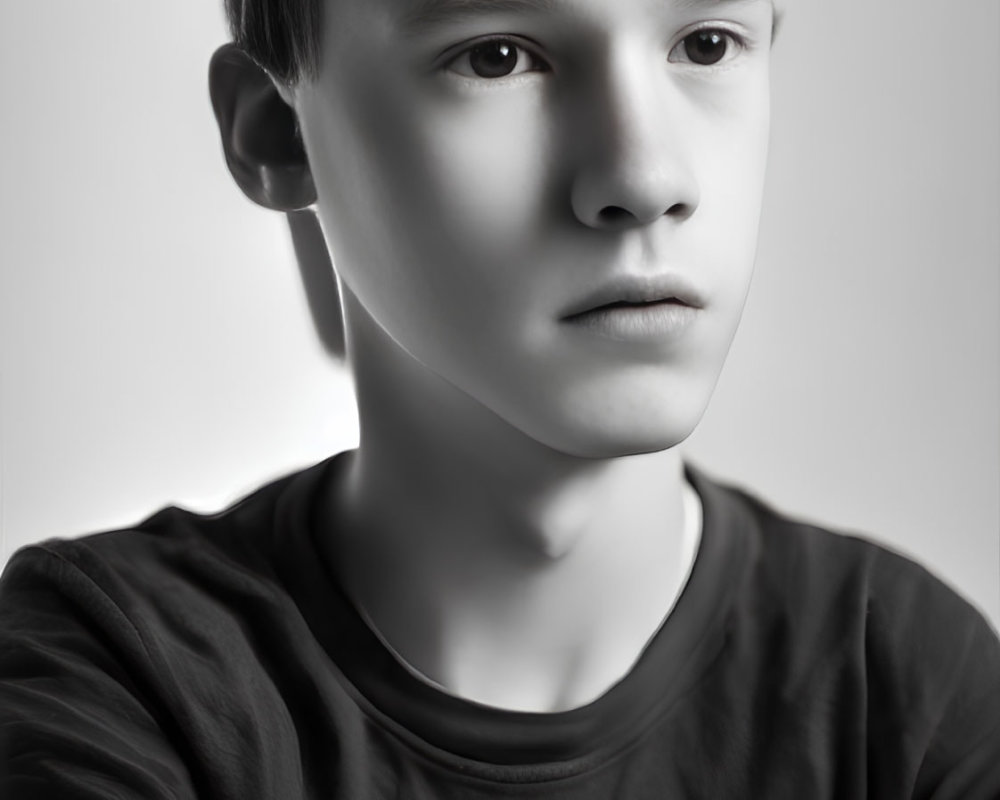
[596, 206, 635, 226]
[666, 202, 695, 220]
[594, 202, 694, 228]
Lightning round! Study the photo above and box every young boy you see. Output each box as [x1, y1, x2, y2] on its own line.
[1, 0, 998, 797]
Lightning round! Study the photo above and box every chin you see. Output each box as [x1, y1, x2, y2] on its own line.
[522, 402, 707, 461]
[488, 369, 718, 460]
[556, 425, 697, 460]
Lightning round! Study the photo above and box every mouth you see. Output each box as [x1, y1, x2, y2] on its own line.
[565, 297, 692, 318]
[561, 274, 705, 342]
[559, 275, 705, 342]
[560, 274, 706, 320]
[563, 299, 699, 342]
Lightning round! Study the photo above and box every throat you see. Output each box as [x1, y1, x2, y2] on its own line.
[333, 449, 702, 713]
[440, 473, 703, 712]
[501, 466, 617, 561]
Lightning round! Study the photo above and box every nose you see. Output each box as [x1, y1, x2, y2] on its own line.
[569, 49, 700, 230]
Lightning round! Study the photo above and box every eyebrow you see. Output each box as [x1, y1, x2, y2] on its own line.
[673, 0, 772, 10]
[399, 0, 776, 36]
[399, 0, 561, 34]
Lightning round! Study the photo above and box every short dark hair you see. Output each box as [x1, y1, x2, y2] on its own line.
[223, 0, 321, 84]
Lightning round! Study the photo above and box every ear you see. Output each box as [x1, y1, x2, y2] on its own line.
[209, 44, 317, 211]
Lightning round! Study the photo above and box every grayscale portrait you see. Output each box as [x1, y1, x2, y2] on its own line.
[1, 0, 997, 797]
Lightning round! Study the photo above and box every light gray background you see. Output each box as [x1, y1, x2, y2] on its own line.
[1, 1, 997, 628]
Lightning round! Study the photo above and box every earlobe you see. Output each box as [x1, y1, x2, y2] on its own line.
[209, 44, 317, 211]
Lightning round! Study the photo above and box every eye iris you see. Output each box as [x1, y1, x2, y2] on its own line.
[684, 30, 728, 65]
[469, 41, 519, 78]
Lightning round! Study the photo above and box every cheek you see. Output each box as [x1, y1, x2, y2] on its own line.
[417, 88, 556, 254]
[300, 83, 468, 328]
[300, 78, 560, 376]
[694, 100, 769, 297]
[308, 78, 554, 274]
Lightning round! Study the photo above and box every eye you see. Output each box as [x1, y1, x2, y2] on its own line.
[446, 37, 548, 80]
[670, 28, 744, 67]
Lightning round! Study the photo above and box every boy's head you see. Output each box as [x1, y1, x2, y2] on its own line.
[212, 0, 775, 459]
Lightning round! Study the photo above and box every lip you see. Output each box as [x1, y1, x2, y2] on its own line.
[560, 274, 707, 319]
[559, 274, 705, 342]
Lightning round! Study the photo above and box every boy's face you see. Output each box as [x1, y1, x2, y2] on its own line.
[292, 0, 773, 458]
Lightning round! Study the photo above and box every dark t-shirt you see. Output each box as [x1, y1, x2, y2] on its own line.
[1, 455, 998, 799]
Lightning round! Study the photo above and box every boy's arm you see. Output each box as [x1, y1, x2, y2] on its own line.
[0, 546, 198, 799]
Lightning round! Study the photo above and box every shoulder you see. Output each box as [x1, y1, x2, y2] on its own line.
[694, 467, 996, 645]
[0, 457, 338, 660]
[694, 467, 1000, 796]
[0, 457, 342, 798]
[4, 457, 330, 590]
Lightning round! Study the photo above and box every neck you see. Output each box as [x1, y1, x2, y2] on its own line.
[327, 298, 701, 711]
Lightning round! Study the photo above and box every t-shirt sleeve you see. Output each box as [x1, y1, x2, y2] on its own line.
[915, 610, 1000, 800]
[0, 544, 198, 799]
[865, 547, 1000, 800]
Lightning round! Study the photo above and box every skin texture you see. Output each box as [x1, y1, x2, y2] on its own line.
[212, 0, 774, 711]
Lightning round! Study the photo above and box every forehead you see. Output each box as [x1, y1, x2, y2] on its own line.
[315, 0, 778, 61]
[395, 0, 775, 27]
